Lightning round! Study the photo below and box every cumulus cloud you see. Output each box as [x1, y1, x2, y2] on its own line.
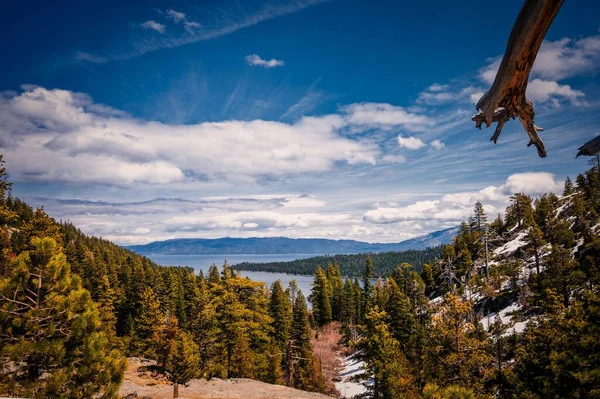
[140, 20, 166, 33]
[532, 35, 600, 81]
[526, 79, 585, 106]
[245, 54, 284, 68]
[364, 172, 562, 227]
[0, 87, 388, 186]
[397, 135, 426, 150]
[430, 139, 445, 150]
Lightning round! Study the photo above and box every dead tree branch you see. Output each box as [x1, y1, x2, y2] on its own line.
[473, 0, 564, 158]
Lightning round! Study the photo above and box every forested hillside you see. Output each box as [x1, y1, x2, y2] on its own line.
[233, 248, 443, 276]
[0, 155, 327, 398]
[308, 162, 600, 398]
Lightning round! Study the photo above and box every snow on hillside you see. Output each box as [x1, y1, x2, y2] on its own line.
[493, 231, 528, 256]
[335, 354, 368, 399]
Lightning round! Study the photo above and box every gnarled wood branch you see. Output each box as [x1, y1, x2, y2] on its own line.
[473, 0, 564, 158]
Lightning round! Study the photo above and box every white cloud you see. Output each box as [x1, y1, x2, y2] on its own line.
[0, 87, 383, 186]
[428, 83, 449, 92]
[245, 54, 284, 68]
[526, 79, 585, 106]
[166, 9, 186, 23]
[430, 139, 445, 150]
[397, 135, 426, 150]
[341, 103, 431, 132]
[140, 20, 166, 34]
[364, 172, 561, 226]
[532, 35, 600, 81]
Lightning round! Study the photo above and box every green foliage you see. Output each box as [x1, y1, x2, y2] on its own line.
[168, 330, 200, 385]
[356, 307, 417, 399]
[310, 267, 332, 326]
[0, 237, 126, 398]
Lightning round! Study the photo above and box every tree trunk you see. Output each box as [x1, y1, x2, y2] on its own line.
[173, 382, 179, 398]
[472, 0, 565, 158]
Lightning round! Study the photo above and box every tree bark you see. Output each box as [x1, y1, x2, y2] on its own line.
[472, 0, 565, 158]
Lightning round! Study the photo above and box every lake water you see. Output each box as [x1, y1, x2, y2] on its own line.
[147, 254, 319, 298]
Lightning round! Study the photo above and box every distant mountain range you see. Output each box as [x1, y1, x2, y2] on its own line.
[126, 226, 460, 255]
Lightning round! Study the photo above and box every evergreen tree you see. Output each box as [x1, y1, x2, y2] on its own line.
[325, 262, 344, 320]
[290, 291, 325, 392]
[471, 200, 488, 232]
[361, 256, 374, 322]
[132, 286, 164, 359]
[525, 223, 546, 275]
[430, 293, 493, 393]
[168, 330, 200, 398]
[357, 306, 416, 399]
[505, 193, 533, 231]
[563, 176, 574, 196]
[310, 267, 332, 326]
[0, 237, 126, 398]
[268, 280, 292, 350]
[265, 339, 285, 385]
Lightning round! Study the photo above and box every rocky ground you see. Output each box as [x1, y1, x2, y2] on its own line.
[119, 358, 335, 399]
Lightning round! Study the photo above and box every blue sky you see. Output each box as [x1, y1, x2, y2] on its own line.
[1, 0, 599, 244]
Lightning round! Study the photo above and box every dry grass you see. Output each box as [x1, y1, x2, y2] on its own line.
[312, 322, 343, 397]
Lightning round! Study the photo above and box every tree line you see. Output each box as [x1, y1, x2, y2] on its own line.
[233, 247, 443, 277]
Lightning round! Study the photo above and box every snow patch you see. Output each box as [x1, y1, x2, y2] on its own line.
[493, 231, 528, 256]
[335, 354, 368, 399]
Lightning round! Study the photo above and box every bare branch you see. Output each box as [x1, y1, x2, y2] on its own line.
[474, 0, 564, 158]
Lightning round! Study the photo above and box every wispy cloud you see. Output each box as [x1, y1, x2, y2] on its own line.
[166, 9, 186, 23]
[245, 54, 285, 68]
[140, 20, 166, 34]
[77, 0, 329, 63]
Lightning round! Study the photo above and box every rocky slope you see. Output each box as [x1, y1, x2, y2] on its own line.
[119, 358, 334, 399]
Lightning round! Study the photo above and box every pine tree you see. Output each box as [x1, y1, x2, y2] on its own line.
[96, 274, 119, 345]
[269, 280, 292, 350]
[357, 306, 416, 399]
[541, 246, 582, 308]
[265, 339, 285, 385]
[472, 201, 488, 232]
[505, 193, 533, 231]
[525, 223, 546, 275]
[153, 315, 179, 373]
[310, 267, 332, 326]
[132, 286, 164, 359]
[361, 256, 374, 322]
[430, 293, 493, 393]
[168, 330, 200, 398]
[207, 264, 221, 285]
[384, 278, 415, 355]
[325, 262, 344, 319]
[563, 176, 574, 196]
[290, 291, 325, 392]
[0, 237, 126, 398]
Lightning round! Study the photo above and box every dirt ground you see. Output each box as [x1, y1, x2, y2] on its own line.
[119, 358, 335, 399]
